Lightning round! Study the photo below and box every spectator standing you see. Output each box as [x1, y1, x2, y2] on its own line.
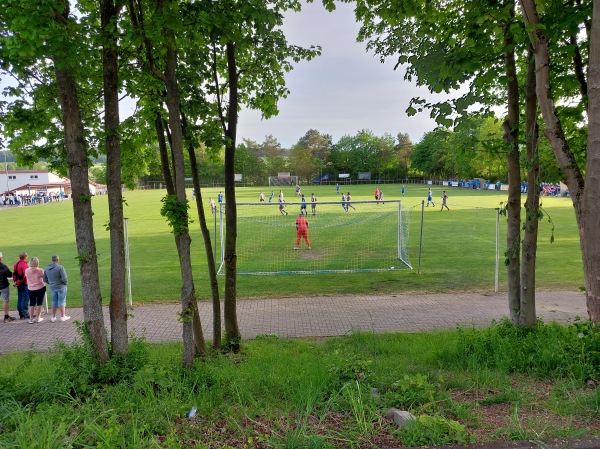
[12, 252, 30, 319]
[25, 257, 46, 324]
[0, 252, 15, 323]
[43, 255, 70, 322]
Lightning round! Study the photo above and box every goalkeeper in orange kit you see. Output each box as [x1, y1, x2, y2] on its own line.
[294, 213, 311, 249]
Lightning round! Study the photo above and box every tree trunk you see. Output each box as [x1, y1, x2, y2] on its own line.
[182, 113, 222, 350]
[520, 47, 540, 327]
[224, 42, 241, 351]
[155, 112, 175, 195]
[100, 0, 129, 356]
[163, 22, 207, 364]
[502, 12, 522, 324]
[520, 0, 600, 322]
[583, 0, 600, 321]
[53, 62, 109, 364]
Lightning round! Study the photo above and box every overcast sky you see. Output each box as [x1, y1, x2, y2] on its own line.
[237, 1, 445, 149]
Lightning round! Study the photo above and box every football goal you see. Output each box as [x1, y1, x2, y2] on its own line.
[268, 175, 299, 187]
[216, 200, 412, 275]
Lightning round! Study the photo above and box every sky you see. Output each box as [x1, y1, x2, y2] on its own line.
[237, 1, 445, 148]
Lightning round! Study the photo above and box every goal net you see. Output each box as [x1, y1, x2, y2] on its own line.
[268, 175, 299, 187]
[217, 200, 412, 275]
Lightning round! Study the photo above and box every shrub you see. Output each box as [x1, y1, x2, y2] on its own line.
[400, 414, 472, 447]
[454, 318, 600, 381]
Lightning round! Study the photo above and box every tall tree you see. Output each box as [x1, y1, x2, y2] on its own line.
[352, 0, 547, 326]
[125, 0, 208, 365]
[1, 0, 109, 361]
[99, 0, 129, 355]
[197, 0, 320, 350]
[395, 132, 413, 178]
[519, 0, 600, 322]
[53, 1, 109, 361]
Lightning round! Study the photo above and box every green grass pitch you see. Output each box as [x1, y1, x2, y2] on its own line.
[0, 183, 583, 306]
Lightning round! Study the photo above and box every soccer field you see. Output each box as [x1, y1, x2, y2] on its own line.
[0, 183, 583, 306]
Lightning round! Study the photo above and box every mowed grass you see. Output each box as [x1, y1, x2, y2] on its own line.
[0, 183, 583, 306]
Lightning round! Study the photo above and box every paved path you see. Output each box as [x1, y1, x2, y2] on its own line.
[0, 291, 588, 354]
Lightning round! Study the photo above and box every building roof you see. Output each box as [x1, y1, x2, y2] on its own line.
[3, 170, 55, 175]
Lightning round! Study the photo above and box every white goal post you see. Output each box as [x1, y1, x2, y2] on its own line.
[216, 200, 412, 275]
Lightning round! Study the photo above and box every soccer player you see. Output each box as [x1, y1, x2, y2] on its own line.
[259, 191, 265, 202]
[336, 183, 340, 195]
[401, 185, 405, 197]
[341, 193, 347, 211]
[440, 191, 450, 211]
[300, 194, 307, 216]
[294, 213, 311, 249]
[311, 193, 317, 215]
[346, 192, 356, 210]
[374, 187, 380, 201]
[279, 197, 288, 215]
[209, 197, 216, 216]
[426, 189, 435, 207]
[217, 191, 223, 204]
[268, 190, 274, 202]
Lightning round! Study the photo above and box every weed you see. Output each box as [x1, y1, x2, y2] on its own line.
[399, 414, 472, 446]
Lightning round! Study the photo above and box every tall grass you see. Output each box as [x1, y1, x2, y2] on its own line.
[1, 320, 598, 447]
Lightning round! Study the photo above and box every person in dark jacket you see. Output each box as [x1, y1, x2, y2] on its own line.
[0, 252, 16, 322]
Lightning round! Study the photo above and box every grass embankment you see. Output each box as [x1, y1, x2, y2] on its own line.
[1, 319, 599, 447]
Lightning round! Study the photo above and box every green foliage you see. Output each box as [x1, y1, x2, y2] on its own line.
[341, 381, 379, 436]
[400, 414, 472, 447]
[381, 374, 440, 412]
[454, 318, 600, 381]
[160, 194, 190, 236]
[0, 328, 598, 447]
[327, 352, 372, 389]
[51, 322, 149, 398]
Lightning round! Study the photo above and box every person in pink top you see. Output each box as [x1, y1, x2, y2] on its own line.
[25, 257, 46, 324]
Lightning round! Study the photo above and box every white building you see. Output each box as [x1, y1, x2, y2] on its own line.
[0, 169, 74, 201]
[0, 170, 67, 192]
[1, 170, 106, 201]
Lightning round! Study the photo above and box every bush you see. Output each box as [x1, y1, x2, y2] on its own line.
[400, 414, 472, 446]
[454, 318, 600, 381]
[51, 323, 149, 398]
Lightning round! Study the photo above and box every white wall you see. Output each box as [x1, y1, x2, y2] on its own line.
[0, 170, 66, 192]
